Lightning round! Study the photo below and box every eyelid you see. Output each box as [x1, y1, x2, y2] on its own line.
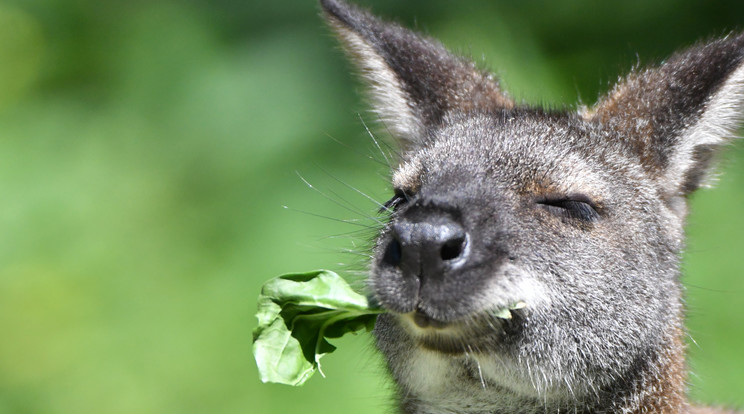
[536, 194, 601, 222]
[536, 193, 598, 208]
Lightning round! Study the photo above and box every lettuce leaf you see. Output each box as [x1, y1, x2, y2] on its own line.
[252, 270, 384, 386]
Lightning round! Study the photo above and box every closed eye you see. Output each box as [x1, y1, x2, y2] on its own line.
[537, 195, 600, 222]
[380, 190, 410, 213]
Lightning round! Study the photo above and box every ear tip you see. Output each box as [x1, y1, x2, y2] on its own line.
[319, 0, 358, 25]
[726, 29, 744, 44]
[703, 30, 744, 61]
[731, 30, 744, 55]
[319, 0, 342, 15]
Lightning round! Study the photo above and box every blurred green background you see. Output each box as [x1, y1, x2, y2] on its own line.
[0, 0, 742, 413]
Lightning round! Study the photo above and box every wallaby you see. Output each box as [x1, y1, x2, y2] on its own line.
[320, 0, 742, 413]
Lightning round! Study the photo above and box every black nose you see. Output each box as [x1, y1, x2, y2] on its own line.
[382, 213, 469, 280]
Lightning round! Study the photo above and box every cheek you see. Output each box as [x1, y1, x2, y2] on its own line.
[477, 262, 554, 314]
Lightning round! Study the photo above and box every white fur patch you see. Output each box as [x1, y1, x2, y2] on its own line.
[478, 263, 552, 315]
[669, 62, 744, 192]
[405, 348, 453, 396]
[334, 25, 425, 145]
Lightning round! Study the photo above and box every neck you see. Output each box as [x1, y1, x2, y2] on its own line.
[601, 331, 688, 414]
[389, 326, 689, 414]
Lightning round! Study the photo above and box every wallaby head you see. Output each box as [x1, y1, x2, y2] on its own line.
[320, 0, 743, 413]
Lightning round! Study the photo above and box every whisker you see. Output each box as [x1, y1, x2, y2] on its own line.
[295, 172, 384, 226]
[467, 346, 487, 390]
[282, 205, 376, 229]
[338, 249, 374, 259]
[324, 185, 385, 225]
[686, 332, 700, 348]
[323, 131, 390, 167]
[319, 166, 392, 213]
[376, 114, 403, 160]
[317, 229, 379, 241]
[359, 113, 393, 170]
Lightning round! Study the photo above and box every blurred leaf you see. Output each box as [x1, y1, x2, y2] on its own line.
[0, 5, 43, 111]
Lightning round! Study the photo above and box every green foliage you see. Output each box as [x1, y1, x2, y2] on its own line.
[0, 0, 741, 413]
[253, 270, 382, 386]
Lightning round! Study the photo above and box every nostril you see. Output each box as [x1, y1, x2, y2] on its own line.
[383, 238, 402, 266]
[440, 236, 465, 261]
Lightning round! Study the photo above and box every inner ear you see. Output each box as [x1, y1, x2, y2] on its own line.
[679, 144, 717, 195]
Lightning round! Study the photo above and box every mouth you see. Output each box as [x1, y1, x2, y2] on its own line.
[401, 302, 526, 354]
[411, 310, 450, 329]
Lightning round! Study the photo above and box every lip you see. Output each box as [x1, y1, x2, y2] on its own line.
[398, 304, 527, 354]
[399, 311, 478, 354]
[418, 335, 471, 355]
[412, 310, 450, 329]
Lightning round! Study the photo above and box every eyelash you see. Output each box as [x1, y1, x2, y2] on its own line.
[381, 190, 409, 213]
[536, 195, 600, 222]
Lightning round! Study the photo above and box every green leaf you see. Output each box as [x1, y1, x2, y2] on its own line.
[491, 301, 528, 320]
[252, 270, 384, 386]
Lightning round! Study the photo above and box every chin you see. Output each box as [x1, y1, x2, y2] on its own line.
[393, 308, 525, 355]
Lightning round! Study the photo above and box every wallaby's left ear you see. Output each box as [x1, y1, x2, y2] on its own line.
[585, 33, 744, 199]
[320, 0, 513, 148]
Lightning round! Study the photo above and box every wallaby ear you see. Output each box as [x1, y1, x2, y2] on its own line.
[585, 33, 744, 199]
[320, 0, 513, 147]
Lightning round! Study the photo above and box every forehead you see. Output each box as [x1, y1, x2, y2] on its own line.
[393, 113, 628, 199]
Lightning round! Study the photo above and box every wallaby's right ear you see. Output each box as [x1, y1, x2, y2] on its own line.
[320, 0, 513, 147]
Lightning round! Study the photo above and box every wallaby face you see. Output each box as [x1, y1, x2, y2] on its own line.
[320, 1, 743, 412]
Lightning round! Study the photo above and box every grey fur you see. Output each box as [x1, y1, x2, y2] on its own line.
[320, 1, 743, 413]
